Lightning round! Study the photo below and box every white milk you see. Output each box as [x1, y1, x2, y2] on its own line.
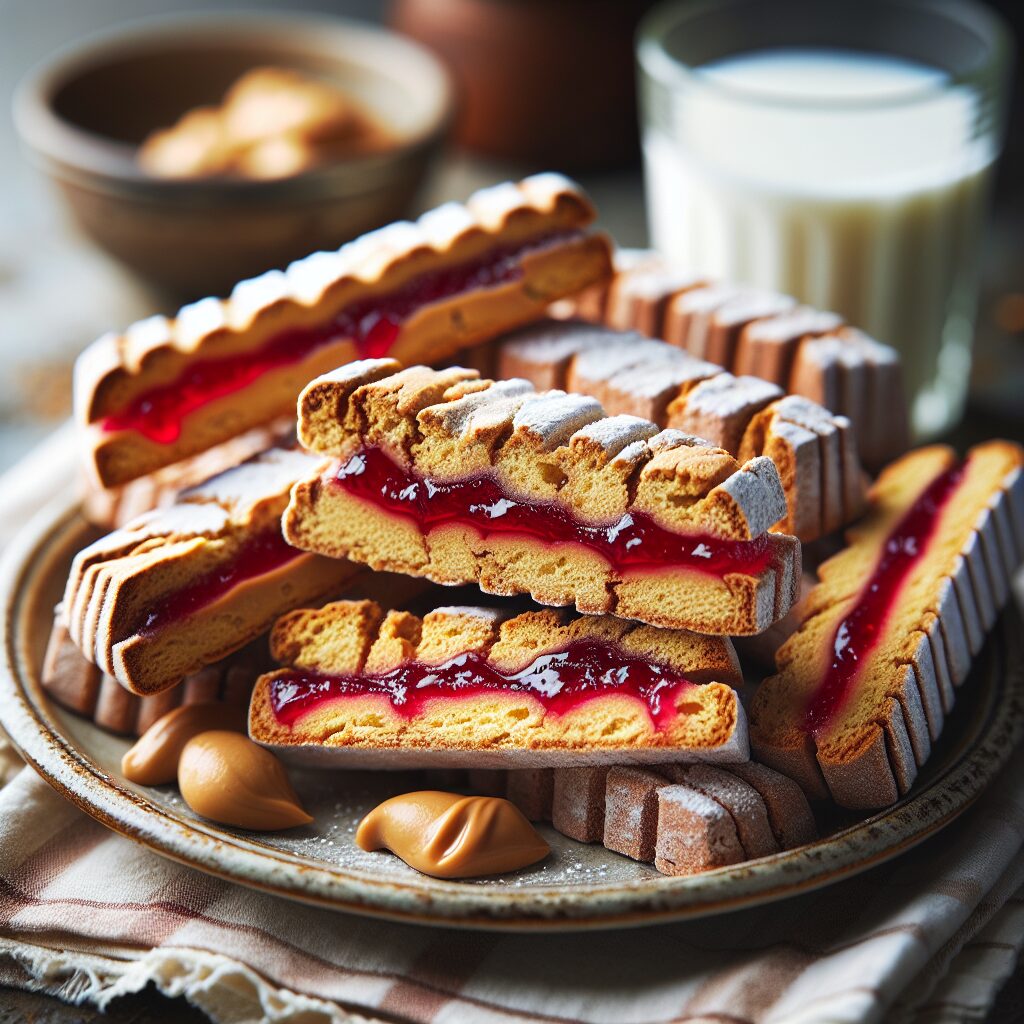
[642, 49, 996, 436]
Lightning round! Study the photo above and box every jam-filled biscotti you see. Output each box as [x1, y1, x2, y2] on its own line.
[249, 600, 747, 767]
[63, 448, 360, 694]
[78, 174, 612, 488]
[559, 251, 908, 470]
[750, 440, 1024, 810]
[497, 319, 865, 541]
[282, 360, 801, 636]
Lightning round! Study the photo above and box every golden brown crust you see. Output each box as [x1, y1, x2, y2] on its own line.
[82, 418, 295, 529]
[77, 176, 612, 488]
[42, 617, 266, 736]
[249, 599, 747, 766]
[750, 440, 1024, 810]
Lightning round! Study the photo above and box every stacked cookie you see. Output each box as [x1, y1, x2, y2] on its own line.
[498, 319, 864, 541]
[82, 418, 296, 530]
[559, 252, 908, 470]
[425, 761, 817, 876]
[283, 360, 801, 636]
[751, 441, 1024, 809]
[251, 601, 748, 766]
[42, 620, 264, 736]
[62, 448, 356, 694]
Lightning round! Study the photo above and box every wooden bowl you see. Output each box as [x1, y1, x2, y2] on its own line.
[13, 13, 452, 299]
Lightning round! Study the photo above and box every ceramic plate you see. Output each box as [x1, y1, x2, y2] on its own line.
[2, 498, 1022, 931]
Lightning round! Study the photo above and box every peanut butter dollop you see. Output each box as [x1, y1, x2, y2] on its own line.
[355, 791, 549, 879]
[178, 731, 312, 831]
[121, 703, 247, 786]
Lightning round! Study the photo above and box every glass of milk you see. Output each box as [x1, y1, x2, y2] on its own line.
[638, 0, 1012, 439]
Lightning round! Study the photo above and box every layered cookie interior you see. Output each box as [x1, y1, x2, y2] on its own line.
[78, 174, 612, 488]
[63, 448, 360, 694]
[751, 440, 1024, 809]
[497, 319, 865, 541]
[283, 360, 801, 636]
[249, 600, 746, 767]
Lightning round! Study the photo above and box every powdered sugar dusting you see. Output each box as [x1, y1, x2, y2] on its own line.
[571, 336, 680, 383]
[572, 415, 659, 456]
[513, 392, 604, 449]
[685, 374, 783, 417]
[747, 307, 843, 343]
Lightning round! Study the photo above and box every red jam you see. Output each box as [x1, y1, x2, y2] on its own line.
[137, 528, 304, 636]
[803, 462, 967, 734]
[268, 638, 699, 731]
[101, 230, 577, 445]
[334, 446, 775, 578]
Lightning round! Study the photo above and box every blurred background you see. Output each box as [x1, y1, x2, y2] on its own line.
[1, 0, 1022, 473]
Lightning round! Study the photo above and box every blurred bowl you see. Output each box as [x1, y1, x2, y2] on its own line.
[13, 13, 452, 298]
[392, 0, 654, 169]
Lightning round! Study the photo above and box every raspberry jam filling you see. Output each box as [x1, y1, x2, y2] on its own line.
[136, 528, 303, 636]
[803, 461, 967, 734]
[334, 446, 775, 578]
[268, 638, 700, 731]
[102, 230, 578, 445]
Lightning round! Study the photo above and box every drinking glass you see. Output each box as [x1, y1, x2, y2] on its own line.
[638, 0, 1012, 438]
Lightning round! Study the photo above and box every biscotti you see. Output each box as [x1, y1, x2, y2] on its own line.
[42, 618, 264, 736]
[498, 319, 865, 541]
[250, 600, 747, 767]
[82, 418, 295, 529]
[558, 252, 908, 470]
[63, 448, 360, 695]
[487, 759, 817, 877]
[283, 359, 801, 635]
[78, 174, 613, 488]
[750, 440, 1024, 810]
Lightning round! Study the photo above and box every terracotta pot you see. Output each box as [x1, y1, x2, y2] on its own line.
[391, 0, 653, 169]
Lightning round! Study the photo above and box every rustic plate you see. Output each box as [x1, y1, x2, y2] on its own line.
[2, 497, 1022, 931]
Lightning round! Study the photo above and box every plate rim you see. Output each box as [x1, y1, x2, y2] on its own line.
[2, 495, 1022, 931]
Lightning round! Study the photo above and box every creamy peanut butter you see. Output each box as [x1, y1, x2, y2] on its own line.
[178, 731, 312, 830]
[121, 703, 247, 786]
[355, 791, 549, 879]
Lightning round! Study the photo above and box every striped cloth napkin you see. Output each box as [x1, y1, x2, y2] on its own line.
[0, 429, 1021, 1024]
